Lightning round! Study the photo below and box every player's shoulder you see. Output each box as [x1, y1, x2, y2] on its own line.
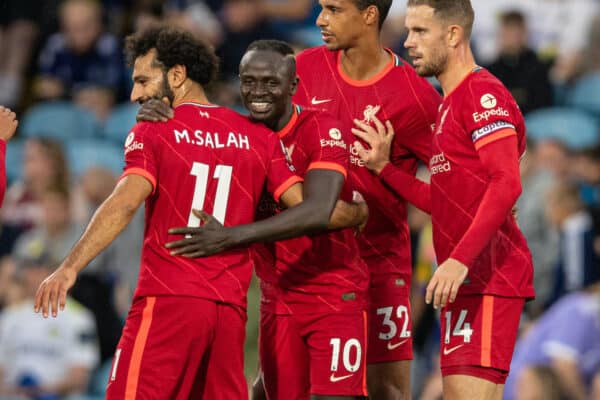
[465, 68, 513, 100]
[296, 46, 333, 65]
[297, 105, 344, 134]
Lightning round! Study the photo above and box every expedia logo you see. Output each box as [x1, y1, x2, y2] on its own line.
[350, 143, 365, 167]
[320, 138, 347, 149]
[125, 141, 144, 154]
[329, 128, 342, 140]
[125, 132, 135, 147]
[472, 107, 510, 123]
[480, 93, 497, 109]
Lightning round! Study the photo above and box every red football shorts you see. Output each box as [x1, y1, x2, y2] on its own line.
[259, 309, 368, 399]
[367, 277, 414, 363]
[440, 294, 525, 384]
[106, 296, 248, 400]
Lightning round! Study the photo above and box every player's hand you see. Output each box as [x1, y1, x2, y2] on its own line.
[351, 115, 394, 175]
[0, 106, 18, 141]
[426, 258, 468, 309]
[353, 190, 369, 235]
[34, 265, 77, 318]
[136, 97, 174, 122]
[166, 209, 235, 257]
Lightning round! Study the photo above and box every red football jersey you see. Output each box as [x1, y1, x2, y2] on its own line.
[121, 102, 301, 309]
[256, 105, 369, 314]
[430, 68, 534, 298]
[295, 46, 441, 284]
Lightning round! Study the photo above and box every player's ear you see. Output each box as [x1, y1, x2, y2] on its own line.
[168, 64, 187, 89]
[290, 76, 299, 96]
[363, 5, 378, 27]
[447, 24, 462, 48]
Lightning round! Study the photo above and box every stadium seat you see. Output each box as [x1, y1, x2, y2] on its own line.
[66, 138, 124, 177]
[103, 102, 139, 144]
[5, 139, 24, 183]
[20, 101, 100, 140]
[525, 107, 599, 150]
[567, 73, 600, 116]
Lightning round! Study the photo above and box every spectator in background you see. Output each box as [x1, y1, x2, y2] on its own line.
[0, 247, 98, 399]
[12, 186, 83, 266]
[0, 1, 40, 108]
[571, 146, 600, 208]
[2, 137, 69, 230]
[506, 283, 600, 400]
[545, 182, 600, 303]
[515, 366, 569, 400]
[486, 10, 553, 114]
[517, 139, 560, 316]
[35, 0, 125, 120]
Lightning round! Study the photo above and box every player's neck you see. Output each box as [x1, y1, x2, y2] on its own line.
[172, 82, 210, 107]
[437, 46, 477, 97]
[271, 103, 295, 132]
[340, 41, 390, 81]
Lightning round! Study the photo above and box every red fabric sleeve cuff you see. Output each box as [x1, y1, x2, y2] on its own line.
[273, 175, 303, 203]
[120, 167, 157, 194]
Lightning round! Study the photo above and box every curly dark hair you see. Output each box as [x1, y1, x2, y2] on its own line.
[124, 26, 219, 86]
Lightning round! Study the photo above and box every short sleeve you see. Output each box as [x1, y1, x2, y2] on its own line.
[120, 122, 158, 192]
[463, 83, 518, 151]
[265, 134, 303, 203]
[541, 304, 598, 362]
[305, 114, 349, 179]
[392, 73, 440, 164]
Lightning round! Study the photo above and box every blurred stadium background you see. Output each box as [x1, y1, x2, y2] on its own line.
[0, 0, 598, 399]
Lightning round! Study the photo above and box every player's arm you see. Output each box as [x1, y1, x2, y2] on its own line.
[34, 175, 152, 318]
[352, 115, 432, 213]
[426, 133, 522, 309]
[0, 106, 18, 208]
[166, 169, 346, 257]
[278, 184, 368, 231]
[550, 358, 586, 400]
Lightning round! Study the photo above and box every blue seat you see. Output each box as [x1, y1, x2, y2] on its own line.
[66, 139, 124, 177]
[21, 101, 100, 140]
[103, 102, 139, 144]
[525, 107, 599, 150]
[567, 73, 600, 116]
[4, 139, 24, 183]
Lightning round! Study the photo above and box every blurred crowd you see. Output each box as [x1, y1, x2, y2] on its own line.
[0, 0, 598, 399]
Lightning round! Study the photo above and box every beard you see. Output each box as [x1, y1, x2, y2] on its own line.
[156, 71, 175, 105]
[414, 50, 448, 78]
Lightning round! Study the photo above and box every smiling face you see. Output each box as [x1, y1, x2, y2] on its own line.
[130, 49, 175, 105]
[239, 50, 297, 130]
[316, 0, 368, 50]
[404, 5, 449, 77]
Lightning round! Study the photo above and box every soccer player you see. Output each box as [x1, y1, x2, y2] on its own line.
[352, 1, 535, 399]
[148, 39, 370, 400]
[293, 0, 441, 397]
[0, 106, 18, 207]
[33, 27, 363, 400]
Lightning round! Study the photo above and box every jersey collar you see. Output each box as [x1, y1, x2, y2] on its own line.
[277, 104, 301, 138]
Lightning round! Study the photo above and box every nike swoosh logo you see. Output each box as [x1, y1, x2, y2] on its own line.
[387, 338, 409, 350]
[443, 344, 464, 356]
[311, 97, 332, 105]
[330, 373, 354, 382]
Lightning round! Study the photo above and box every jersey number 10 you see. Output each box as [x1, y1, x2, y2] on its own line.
[188, 162, 233, 226]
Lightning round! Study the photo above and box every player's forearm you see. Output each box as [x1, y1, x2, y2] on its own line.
[450, 137, 521, 266]
[328, 199, 367, 230]
[231, 199, 333, 246]
[61, 192, 139, 274]
[379, 163, 432, 213]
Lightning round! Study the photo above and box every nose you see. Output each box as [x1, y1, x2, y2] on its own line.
[316, 10, 327, 28]
[130, 84, 142, 103]
[404, 32, 415, 49]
